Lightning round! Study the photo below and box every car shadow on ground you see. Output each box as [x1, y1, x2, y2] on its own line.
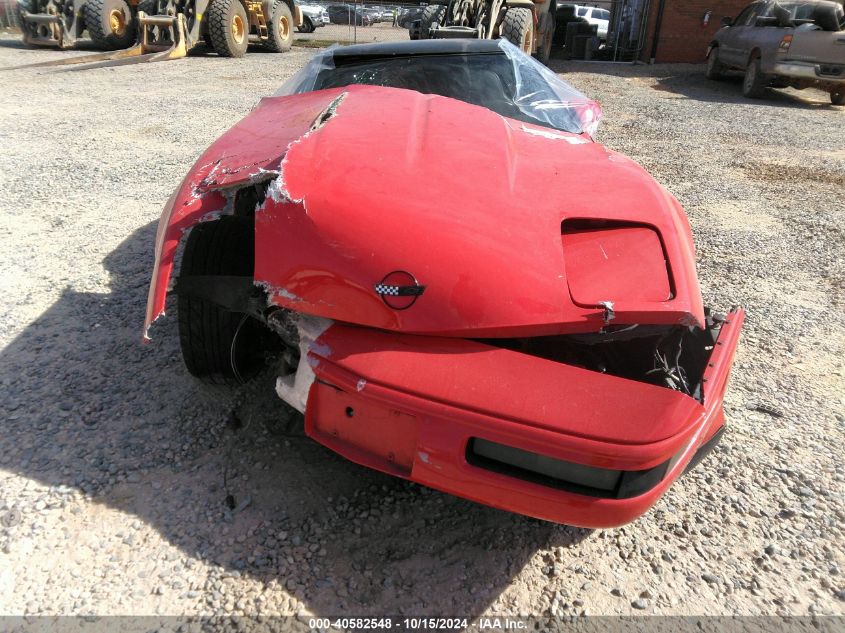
[0, 220, 591, 615]
[650, 73, 837, 108]
[548, 58, 838, 110]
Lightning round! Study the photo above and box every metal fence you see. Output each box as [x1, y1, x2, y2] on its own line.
[295, 2, 424, 45]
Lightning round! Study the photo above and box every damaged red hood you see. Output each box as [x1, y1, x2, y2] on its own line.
[146, 84, 704, 337]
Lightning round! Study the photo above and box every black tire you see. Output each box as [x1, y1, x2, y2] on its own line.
[136, 0, 157, 16]
[501, 7, 534, 53]
[264, 0, 293, 51]
[297, 15, 314, 33]
[705, 46, 724, 80]
[533, 10, 554, 64]
[83, 0, 136, 50]
[831, 91, 845, 106]
[552, 19, 568, 46]
[136, 0, 158, 43]
[15, 0, 37, 46]
[417, 4, 444, 39]
[177, 218, 269, 385]
[742, 57, 769, 98]
[207, 0, 249, 58]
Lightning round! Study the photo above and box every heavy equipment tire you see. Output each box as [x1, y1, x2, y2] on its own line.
[207, 0, 249, 57]
[177, 218, 269, 385]
[84, 0, 136, 50]
[135, 0, 157, 42]
[831, 91, 845, 106]
[417, 5, 444, 39]
[137, 0, 157, 16]
[742, 57, 768, 98]
[15, 0, 37, 46]
[533, 9, 554, 64]
[502, 7, 534, 54]
[705, 47, 724, 80]
[264, 0, 293, 52]
[297, 15, 314, 33]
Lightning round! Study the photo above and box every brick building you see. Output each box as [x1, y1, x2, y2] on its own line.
[640, 0, 749, 63]
[583, 0, 749, 63]
[630, 0, 843, 63]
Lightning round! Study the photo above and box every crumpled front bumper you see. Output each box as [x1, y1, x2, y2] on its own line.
[302, 310, 744, 528]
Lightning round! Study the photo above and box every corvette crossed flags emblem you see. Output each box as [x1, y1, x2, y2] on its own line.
[374, 271, 426, 310]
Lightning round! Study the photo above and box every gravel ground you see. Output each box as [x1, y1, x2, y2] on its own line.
[0, 33, 843, 620]
[294, 22, 411, 45]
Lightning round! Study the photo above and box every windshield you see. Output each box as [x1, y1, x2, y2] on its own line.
[276, 40, 601, 136]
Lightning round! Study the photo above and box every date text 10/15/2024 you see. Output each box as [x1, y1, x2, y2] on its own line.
[308, 617, 527, 630]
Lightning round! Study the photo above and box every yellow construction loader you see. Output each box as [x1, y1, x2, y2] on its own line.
[14, 0, 301, 66]
[417, 0, 556, 63]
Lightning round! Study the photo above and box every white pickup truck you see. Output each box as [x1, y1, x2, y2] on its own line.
[571, 4, 610, 40]
[297, 3, 330, 32]
[706, 0, 845, 104]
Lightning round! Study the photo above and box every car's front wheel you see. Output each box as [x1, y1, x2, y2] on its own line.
[831, 90, 845, 106]
[742, 57, 769, 98]
[177, 218, 270, 385]
[298, 15, 314, 32]
[705, 47, 724, 80]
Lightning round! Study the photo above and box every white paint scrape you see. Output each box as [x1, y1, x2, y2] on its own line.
[275, 315, 333, 413]
[520, 124, 589, 144]
[265, 176, 291, 204]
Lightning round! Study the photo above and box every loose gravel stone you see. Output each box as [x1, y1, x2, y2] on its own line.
[0, 37, 842, 619]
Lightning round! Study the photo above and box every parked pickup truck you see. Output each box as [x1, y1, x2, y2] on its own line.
[706, 0, 845, 104]
[298, 4, 330, 32]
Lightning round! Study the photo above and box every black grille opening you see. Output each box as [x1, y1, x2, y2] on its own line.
[476, 307, 727, 402]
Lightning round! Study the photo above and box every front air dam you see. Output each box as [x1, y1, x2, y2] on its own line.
[301, 310, 744, 528]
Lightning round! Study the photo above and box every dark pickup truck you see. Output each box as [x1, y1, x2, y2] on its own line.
[706, 0, 845, 104]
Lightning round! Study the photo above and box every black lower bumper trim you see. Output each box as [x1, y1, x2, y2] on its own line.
[466, 426, 726, 500]
[466, 438, 670, 500]
[683, 426, 726, 475]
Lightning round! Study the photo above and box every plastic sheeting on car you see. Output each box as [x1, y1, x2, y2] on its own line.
[275, 39, 602, 137]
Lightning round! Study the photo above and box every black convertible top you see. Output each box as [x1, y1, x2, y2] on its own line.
[329, 39, 504, 63]
[275, 38, 600, 136]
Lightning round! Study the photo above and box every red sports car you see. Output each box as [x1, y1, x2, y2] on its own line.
[145, 39, 744, 528]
